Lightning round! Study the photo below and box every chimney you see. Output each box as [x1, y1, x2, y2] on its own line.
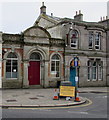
[100, 17, 102, 21]
[40, 2, 46, 14]
[74, 10, 83, 21]
[51, 13, 53, 17]
[103, 16, 105, 21]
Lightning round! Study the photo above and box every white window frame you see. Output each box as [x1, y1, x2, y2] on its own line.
[6, 53, 18, 79]
[92, 61, 97, 81]
[70, 30, 79, 49]
[95, 32, 101, 50]
[87, 59, 103, 81]
[51, 54, 60, 78]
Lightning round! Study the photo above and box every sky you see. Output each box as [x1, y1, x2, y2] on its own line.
[0, 0, 108, 34]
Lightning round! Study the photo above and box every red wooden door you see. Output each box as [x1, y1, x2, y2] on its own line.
[28, 61, 40, 85]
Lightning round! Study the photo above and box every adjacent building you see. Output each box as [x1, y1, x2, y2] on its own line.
[1, 3, 109, 88]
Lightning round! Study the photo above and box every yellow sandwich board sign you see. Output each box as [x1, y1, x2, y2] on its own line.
[60, 86, 75, 97]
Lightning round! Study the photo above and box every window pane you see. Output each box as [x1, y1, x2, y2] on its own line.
[6, 60, 12, 78]
[70, 30, 78, 48]
[6, 72, 11, 78]
[51, 55, 60, 77]
[7, 53, 17, 58]
[12, 60, 18, 73]
[30, 53, 40, 60]
[95, 46, 99, 49]
[98, 64, 102, 80]
[71, 44, 76, 47]
[88, 67, 90, 79]
[52, 55, 59, 60]
[6, 60, 11, 72]
[92, 67, 96, 79]
[12, 72, 17, 78]
[6, 54, 18, 78]
[87, 61, 91, 80]
[89, 31, 93, 49]
[51, 61, 55, 71]
[95, 32, 100, 50]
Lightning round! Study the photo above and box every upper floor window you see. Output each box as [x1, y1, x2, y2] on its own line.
[95, 32, 101, 50]
[88, 31, 101, 50]
[89, 31, 94, 49]
[6, 52, 18, 79]
[70, 30, 79, 49]
[51, 54, 60, 77]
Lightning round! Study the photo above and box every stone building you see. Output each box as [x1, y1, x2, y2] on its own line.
[1, 2, 109, 88]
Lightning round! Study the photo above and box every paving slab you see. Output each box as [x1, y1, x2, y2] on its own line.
[1, 88, 87, 107]
[1, 87, 108, 107]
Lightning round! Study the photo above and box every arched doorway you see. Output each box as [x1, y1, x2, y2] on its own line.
[28, 52, 41, 85]
[69, 66, 76, 86]
[69, 58, 80, 86]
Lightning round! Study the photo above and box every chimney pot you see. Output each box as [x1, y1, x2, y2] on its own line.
[51, 13, 53, 17]
[103, 16, 105, 20]
[76, 11, 78, 15]
[79, 10, 81, 14]
[40, 2, 46, 14]
[100, 17, 102, 21]
[106, 16, 108, 19]
[42, 2, 44, 6]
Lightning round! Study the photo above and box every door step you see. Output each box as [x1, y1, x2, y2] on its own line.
[29, 85, 42, 89]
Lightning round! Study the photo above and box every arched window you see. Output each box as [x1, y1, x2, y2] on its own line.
[51, 54, 60, 77]
[6, 52, 18, 78]
[30, 52, 40, 61]
[70, 30, 79, 48]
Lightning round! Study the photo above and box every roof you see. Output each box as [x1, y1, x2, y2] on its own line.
[35, 13, 107, 30]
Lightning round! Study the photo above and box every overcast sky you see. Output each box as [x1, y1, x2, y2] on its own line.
[0, 0, 108, 34]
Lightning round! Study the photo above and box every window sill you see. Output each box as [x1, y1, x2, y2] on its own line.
[6, 78, 18, 80]
[87, 79, 90, 81]
[98, 79, 102, 81]
[92, 79, 97, 81]
[70, 47, 77, 49]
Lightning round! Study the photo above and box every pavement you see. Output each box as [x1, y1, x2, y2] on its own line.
[0, 87, 108, 108]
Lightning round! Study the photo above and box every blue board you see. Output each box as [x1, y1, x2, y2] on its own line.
[69, 67, 76, 86]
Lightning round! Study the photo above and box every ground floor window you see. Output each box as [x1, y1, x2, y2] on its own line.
[87, 59, 103, 81]
[6, 52, 18, 78]
[51, 54, 60, 77]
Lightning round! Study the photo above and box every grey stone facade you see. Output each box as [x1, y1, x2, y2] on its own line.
[37, 3, 109, 87]
[1, 2, 109, 88]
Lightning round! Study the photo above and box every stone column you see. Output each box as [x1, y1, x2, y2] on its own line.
[23, 60, 29, 88]
[40, 60, 45, 87]
[44, 60, 49, 87]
